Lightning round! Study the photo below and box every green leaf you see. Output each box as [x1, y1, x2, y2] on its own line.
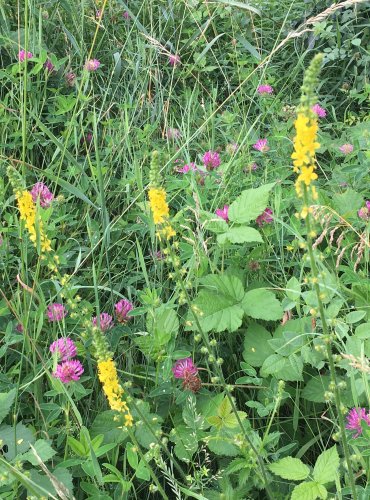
[228, 183, 275, 224]
[274, 354, 304, 382]
[302, 376, 331, 403]
[269, 456, 310, 480]
[187, 275, 245, 333]
[147, 307, 179, 345]
[260, 354, 285, 376]
[313, 446, 339, 485]
[355, 323, 370, 339]
[126, 442, 138, 469]
[0, 423, 35, 460]
[214, 0, 261, 15]
[286, 277, 301, 301]
[136, 459, 151, 481]
[346, 311, 367, 324]
[242, 289, 283, 321]
[0, 389, 16, 425]
[90, 410, 129, 445]
[243, 323, 274, 367]
[22, 439, 56, 466]
[217, 226, 262, 245]
[291, 481, 327, 500]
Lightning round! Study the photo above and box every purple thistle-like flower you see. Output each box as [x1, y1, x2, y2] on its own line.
[47, 303, 67, 322]
[346, 408, 370, 438]
[257, 84, 274, 95]
[18, 50, 33, 62]
[50, 337, 77, 361]
[253, 138, 269, 152]
[339, 143, 354, 155]
[203, 150, 221, 170]
[85, 59, 101, 72]
[44, 59, 55, 73]
[312, 104, 326, 118]
[115, 298, 133, 323]
[30, 182, 54, 208]
[92, 312, 114, 332]
[172, 358, 198, 379]
[215, 205, 229, 222]
[123, 11, 130, 20]
[256, 208, 273, 226]
[53, 359, 84, 384]
[169, 54, 181, 67]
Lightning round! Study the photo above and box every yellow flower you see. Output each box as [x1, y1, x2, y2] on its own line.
[298, 166, 318, 186]
[97, 359, 133, 426]
[16, 190, 51, 253]
[148, 187, 169, 225]
[157, 224, 176, 241]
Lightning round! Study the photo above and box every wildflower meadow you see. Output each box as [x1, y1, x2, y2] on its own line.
[0, 1, 369, 499]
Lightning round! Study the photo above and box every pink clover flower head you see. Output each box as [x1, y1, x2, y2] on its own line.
[30, 182, 54, 208]
[225, 143, 238, 155]
[257, 84, 274, 95]
[256, 208, 273, 226]
[311, 103, 326, 118]
[92, 312, 114, 332]
[47, 303, 67, 322]
[346, 407, 370, 438]
[169, 54, 181, 67]
[178, 162, 197, 174]
[253, 138, 269, 152]
[44, 59, 55, 73]
[215, 205, 229, 222]
[203, 150, 221, 170]
[166, 127, 181, 140]
[123, 11, 130, 20]
[115, 298, 133, 323]
[66, 72, 76, 86]
[96, 9, 102, 19]
[339, 143, 354, 155]
[16, 323, 24, 333]
[358, 201, 370, 220]
[18, 50, 33, 62]
[85, 59, 101, 72]
[50, 337, 77, 361]
[172, 358, 198, 379]
[53, 359, 84, 384]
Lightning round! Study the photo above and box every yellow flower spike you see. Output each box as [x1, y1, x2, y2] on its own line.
[16, 190, 52, 253]
[148, 187, 169, 225]
[97, 358, 133, 426]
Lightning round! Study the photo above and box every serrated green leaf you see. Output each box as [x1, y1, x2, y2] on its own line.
[302, 376, 331, 403]
[0, 423, 35, 460]
[228, 183, 275, 224]
[217, 226, 262, 245]
[269, 456, 310, 480]
[242, 289, 283, 321]
[291, 481, 327, 500]
[187, 275, 245, 333]
[313, 446, 339, 485]
[22, 439, 56, 466]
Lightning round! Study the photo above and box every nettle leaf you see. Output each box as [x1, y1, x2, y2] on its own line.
[0, 388, 16, 425]
[187, 274, 245, 333]
[313, 446, 339, 485]
[242, 289, 283, 321]
[269, 456, 310, 481]
[217, 226, 262, 245]
[291, 481, 327, 500]
[228, 183, 275, 224]
[206, 428, 239, 457]
[243, 323, 274, 367]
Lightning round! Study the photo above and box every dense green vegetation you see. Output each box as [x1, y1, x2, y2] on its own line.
[0, 0, 369, 498]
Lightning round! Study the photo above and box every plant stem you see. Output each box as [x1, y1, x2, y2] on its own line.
[304, 189, 357, 500]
